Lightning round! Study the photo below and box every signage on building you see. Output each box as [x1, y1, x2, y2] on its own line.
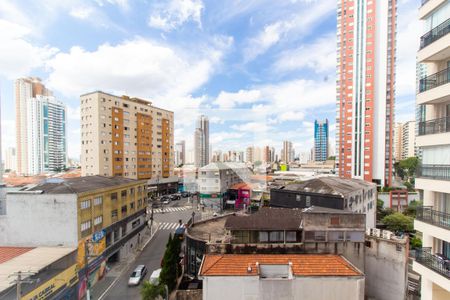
[92, 230, 105, 243]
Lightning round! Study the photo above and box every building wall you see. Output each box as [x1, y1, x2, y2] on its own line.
[202, 275, 364, 300]
[80, 91, 174, 179]
[364, 234, 409, 300]
[401, 120, 416, 159]
[0, 193, 78, 246]
[314, 119, 329, 162]
[5, 147, 16, 172]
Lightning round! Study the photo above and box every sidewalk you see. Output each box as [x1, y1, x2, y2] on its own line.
[91, 223, 159, 299]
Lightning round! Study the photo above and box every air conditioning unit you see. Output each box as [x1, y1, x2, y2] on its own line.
[373, 228, 381, 238]
[382, 230, 393, 240]
[366, 228, 372, 236]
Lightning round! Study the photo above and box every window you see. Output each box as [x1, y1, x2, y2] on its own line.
[111, 209, 118, 218]
[94, 196, 103, 206]
[259, 231, 268, 242]
[130, 202, 135, 210]
[94, 215, 103, 226]
[121, 190, 127, 198]
[132, 219, 141, 229]
[80, 200, 91, 210]
[330, 217, 340, 225]
[286, 231, 297, 242]
[305, 196, 311, 207]
[269, 231, 283, 242]
[121, 205, 127, 215]
[329, 231, 345, 241]
[81, 220, 92, 236]
[111, 193, 118, 201]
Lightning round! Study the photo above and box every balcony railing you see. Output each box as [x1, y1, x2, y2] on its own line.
[417, 164, 450, 180]
[419, 66, 450, 93]
[420, 18, 450, 49]
[415, 248, 450, 279]
[418, 116, 450, 135]
[416, 206, 450, 229]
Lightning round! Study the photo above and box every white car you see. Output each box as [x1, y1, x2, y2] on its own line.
[128, 265, 147, 286]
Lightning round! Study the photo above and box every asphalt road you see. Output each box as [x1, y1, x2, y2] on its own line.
[100, 199, 197, 300]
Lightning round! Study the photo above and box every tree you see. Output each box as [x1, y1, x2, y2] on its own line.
[327, 156, 336, 161]
[141, 281, 164, 300]
[160, 234, 182, 292]
[403, 200, 422, 217]
[382, 213, 414, 233]
[376, 199, 395, 223]
[399, 157, 419, 179]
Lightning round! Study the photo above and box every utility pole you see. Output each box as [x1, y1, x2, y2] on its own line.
[84, 239, 97, 300]
[9, 270, 38, 300]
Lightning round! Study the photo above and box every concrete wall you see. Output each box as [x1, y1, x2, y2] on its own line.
[365, 235, 408, 300]
[202, 275, 364, 300]
[0, 193, 78, 246]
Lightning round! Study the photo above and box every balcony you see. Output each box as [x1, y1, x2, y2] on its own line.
[417, 206, 450, 229]
[417, 164, 450, 180]
[419, 67, 450, 93]
[420, 18, 450, 50]
[415, 248, 450, 279]
[418, 116, 450, 135]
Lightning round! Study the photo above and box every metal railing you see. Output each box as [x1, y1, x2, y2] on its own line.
[420, 18, 450, 49]
[417, 164, 450, 180]
[415, 248, 450, 279]
[418, 116, 450, 135]
[419, 66, 450, 93]
[416, 206, 450, 229]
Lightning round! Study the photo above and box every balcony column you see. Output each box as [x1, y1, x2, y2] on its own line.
[423, 190, 435, 206]
[421, 278, 433, 300]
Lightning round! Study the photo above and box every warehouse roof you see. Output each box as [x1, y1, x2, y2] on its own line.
[225, 207, 302, 231]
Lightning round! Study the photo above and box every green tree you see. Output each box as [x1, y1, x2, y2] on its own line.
[160, 234, 182, 292]
[376, 199, 395, 222]
[403, 200, 422, 217]
[382, 212, 414, 233]
[399, 157, 419, 179]
[410, 236, 422, 249]
[141, 281, 164, 300]
[327, 156, 336, 161]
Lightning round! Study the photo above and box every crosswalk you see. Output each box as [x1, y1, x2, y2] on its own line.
[152, 207, 190, 214]
[157, 222, 184, 231]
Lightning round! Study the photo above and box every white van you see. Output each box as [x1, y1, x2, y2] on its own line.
[149, 268, 162, 285]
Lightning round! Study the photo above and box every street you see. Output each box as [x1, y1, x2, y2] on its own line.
[93, 198, 198, 300]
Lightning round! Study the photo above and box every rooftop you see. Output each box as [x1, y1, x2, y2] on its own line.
[187, 214, 231, 244]
[225, 207, 302, 231]
[21, 176, 143, 194]
[199, 254, 362, 277]
[0, 247, 76, 292]
[283, 177, 376, 197]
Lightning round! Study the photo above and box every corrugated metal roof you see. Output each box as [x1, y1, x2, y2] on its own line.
[283, 177, 376, 197]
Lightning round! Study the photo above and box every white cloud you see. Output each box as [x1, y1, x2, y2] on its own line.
[243, 0, 335, 62]
[210, 131, 245, 144]
[215, 89, 261, 108]
[148, 0, 204, 31]
[274, 33, 336, 73]
[0, 19, 58, 79]
[279, 111, 305, 121]
[70, 6, 95, 19]
[231, 122, 272, 133]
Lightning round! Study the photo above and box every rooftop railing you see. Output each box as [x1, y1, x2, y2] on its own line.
[417, 164, 450, 181]
[420, 18, 450, 49]
[415, 248, 450, 279]
[419, 66, 450, 93]
[418, 116, 450, 135]
[416, 206, 450, 229]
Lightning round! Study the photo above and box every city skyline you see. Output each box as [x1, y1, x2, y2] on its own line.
[0, 0, 419, 160]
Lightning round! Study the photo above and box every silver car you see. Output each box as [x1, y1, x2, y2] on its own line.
[128, 265, 147, 286]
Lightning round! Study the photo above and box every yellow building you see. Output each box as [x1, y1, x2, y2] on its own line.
[80, 91, 174, 180]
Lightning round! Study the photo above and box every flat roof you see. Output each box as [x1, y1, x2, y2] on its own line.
[0, 247, 76, 292]
[225, 207, 302, 231]
[283, 177, 376, 197]
[0, 247, 34, 264]
[23, 175, 144, 194]
[199, 254, 362, 277]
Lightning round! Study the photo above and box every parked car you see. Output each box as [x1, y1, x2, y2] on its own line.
[128, 265, 148, 286]
[181, 191, 190, 198]
[149, 268, 162, 285]
[170, 194, 181, 201]
[160, 196, 170, 204]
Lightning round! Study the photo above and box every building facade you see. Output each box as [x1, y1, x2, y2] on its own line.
[336, 0, 397, 186]
[194, 115, 209, 168]
[175, 140, 186, 166]
[5, 147, 16, 172]
[15, 78, 66, 175]
[314, 119, 329, 162]
[281, 141, 293, 163]
[413, 0, 450, 299]
[394, 122, 403, 162]
[401, 120, 416, 159]
[80, 91, 174, 180]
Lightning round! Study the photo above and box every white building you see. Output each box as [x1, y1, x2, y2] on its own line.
[175, 140, 186, 166]
[5, 147, 16, 172]
[194, 115, 209, 168]
[281, 141, 293, 163]
[401, 120, 416, 159]
[199, 254, 364, 300]
[413, 1, 450, 299]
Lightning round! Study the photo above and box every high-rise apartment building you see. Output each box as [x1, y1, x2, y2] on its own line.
[5, 147, 16, 172]
[194, 115, 209, 168]
[281, 141, 293, 163]
[80, 91, 174, 179]
[175, 140, 186, 166]
[245, 146, 254, 163]
[314, 119, 329, 162]
[15, 77, 64, 175]
[401, 121, 416, 159]
[413, 1, 450, 299]
[393, 122, 403, 162]
[336, 0, 397, 186]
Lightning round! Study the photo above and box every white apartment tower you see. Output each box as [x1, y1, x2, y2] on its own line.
[281, 141, 293, 163]
[80, 91, 174, 179]
[15, 78, 66, 175]
[194, 115, 209, 168]
[413, 0, 450, 299]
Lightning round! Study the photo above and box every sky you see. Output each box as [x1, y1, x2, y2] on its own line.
[0, 0, 420, 160]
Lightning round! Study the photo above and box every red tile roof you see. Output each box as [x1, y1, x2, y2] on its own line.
[200, 254, 362, 277]
[0, 247, 35, 264]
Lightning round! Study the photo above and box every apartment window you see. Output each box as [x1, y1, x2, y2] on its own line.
[80, 200, 91, 210]
[269, 231, 283, 242]
[121, 205, 127, 215]
[111, 192, 118, 201]
[259, 231, 269, 242]
[94, 215, 103, 226]
[111, 209, 118, 218]
[137, 198, 143, 207]
[130, 202, 135, 210]
[329, 231, 345, 241]
[286, 231, 297, 242]
[121, 190, 127, 198]
[81, 220, 92, 236]
[94, 196, 103, 206]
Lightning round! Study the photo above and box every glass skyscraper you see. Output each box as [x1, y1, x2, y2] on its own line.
[314, 119, 329, 162]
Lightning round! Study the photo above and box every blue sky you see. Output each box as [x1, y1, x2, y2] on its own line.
[0, 0, 419, 160]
